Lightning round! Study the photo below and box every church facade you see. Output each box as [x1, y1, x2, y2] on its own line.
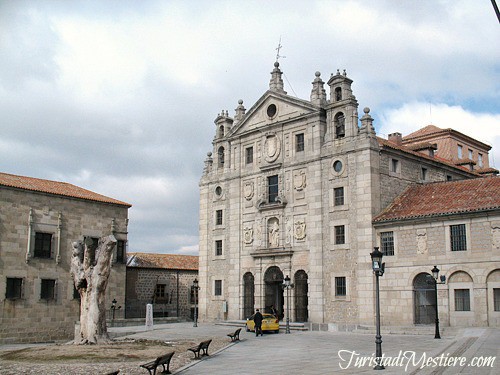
[198, 62, 499, 329]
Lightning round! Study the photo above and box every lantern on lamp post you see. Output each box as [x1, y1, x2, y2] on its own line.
[192, 278, 200, 327]
[370, 247, 385, 370]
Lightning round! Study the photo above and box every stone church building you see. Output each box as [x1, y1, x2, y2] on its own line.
[198, 62, 500, 329]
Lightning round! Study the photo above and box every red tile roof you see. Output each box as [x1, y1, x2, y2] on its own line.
[403, 125, 445, 140]
[127, 252, 199, 271]
[374, 177, 500, 223]
[0, 172, 131, 207]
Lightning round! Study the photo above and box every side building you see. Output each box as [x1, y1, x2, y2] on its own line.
[198, 62, 498, 329]
[126, 252, 198, 321]
[0, 172, 130, 344]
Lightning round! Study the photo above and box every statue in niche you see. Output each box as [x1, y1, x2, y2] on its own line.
[243, 226, 253, 244]
[269, 220, 280, 247]
[416, 229, 427, 254]
[294, 220, 306, 240]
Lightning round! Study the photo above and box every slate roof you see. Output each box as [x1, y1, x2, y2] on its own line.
[127, 252, 199, 271]
[373, 177, 500, 223]
[0, 172, 131, 207]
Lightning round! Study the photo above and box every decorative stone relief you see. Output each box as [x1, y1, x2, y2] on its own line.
[268, 218, 280, 247]
[264, 132, 281, 163]
[293, 170, 307, 191]
[294, 220, 306, 241]
[285, 216, 292, 245]
[243, 226, 254, 244]
[492, 222, 500, 250]
[243, 181, 254, 201]
[416, 229, 427, 254]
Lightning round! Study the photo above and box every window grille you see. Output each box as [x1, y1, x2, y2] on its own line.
[380, 231, 394, 256]
[214, 280, 222, 296]
[454, 289, 470, 311]
[334, 225, 345, 245]
[335, 277, 346, 296]
[334, 187, 344, 206]
[34, 232, 52, 258]
[216, 210, 223, 225]
[296, 133, 304, 152]
[6, 278, 23, 299]
[215, 240, 223, 256]
[494, 288, 500, 311]
[450, 224, 467, 251]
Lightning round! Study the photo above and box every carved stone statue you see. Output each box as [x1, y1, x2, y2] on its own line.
[269, 221, 280, 247]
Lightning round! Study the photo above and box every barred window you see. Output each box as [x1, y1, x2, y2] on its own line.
[380, 231, 394, 256]
[246, 147, 253, 164]
[296, 133, 304, 152]
[450, 224, 467, 251]
[454, 289, 470, 311]
[334, 187, 344, 206]
[268, 175, 279, 203]
[40, 279, 56, 300]
[34, 232, 52, 258]
[334, 225, 345, 245]
[6, 278, 23, 300]
[116, 240, 126, 263]
[154, 284, 167, 300]
[214, 280, 222, 296]
[215, 240, 223, 256]
[216, 210, 223, 225]
[335, 277, 346, 296]
[494, 288, 500, 312]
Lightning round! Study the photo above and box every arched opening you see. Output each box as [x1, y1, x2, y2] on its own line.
[294, 270, 308, 322]
[335, 87, 342, 101]
[264, 266, 284, 320]
[243, 272, 255, 319]
[218, 146, 225, 167]
[413, 272, 436, 324]
[334, 112, 345, 139]
[219, 125, 224, 138]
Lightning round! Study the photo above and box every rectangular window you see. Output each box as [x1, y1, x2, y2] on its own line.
[214, 280, 222, 296]
[40, 279, 56, 300]
[421, 167, 427, 181]
[334, 225, 345, 245]
[334, 187, 344, 206]
[380, 231, 395, 256]
[296, 133, 304, 152]
[447, 175, 453, 181]
[454, 289, 470, 311]
[154, 284, 167, 300]
[468, 149, 473, 159]
[390, 159, 399, 173]
[116, 240, 125, 263]
[6, 278, 23, 300]
[216, 210, 223, 225]
[246, 146, 253, 164]
[478, 153, 483, 167]
[450, 224, 467, 251]
[268, 175, 279, 203]
[34, 232, 52, 258]
[458, 145, 463, 159]
[335, 277, 346, 296]
[494, 288, 500, 311]
[215, 240, 223, 256]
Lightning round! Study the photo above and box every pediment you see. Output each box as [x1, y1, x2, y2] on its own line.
[227, 91, 321, 138]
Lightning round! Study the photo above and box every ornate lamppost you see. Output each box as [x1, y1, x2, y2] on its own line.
[192, 278, 200, 327]
[282, 275, 294, 334]
[431, 266, 446, 339]
[370, 247, 385, 370]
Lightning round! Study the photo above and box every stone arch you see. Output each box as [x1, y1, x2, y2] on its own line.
[413, 272, 435, 324]
[294, 270, 308, 322]
[334, 112, 345, 139]
[264, 266, 284, 318]
[218, 146, 225, 167]
[448, 271, 473, 283]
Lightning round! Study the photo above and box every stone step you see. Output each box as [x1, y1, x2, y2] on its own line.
[352, 325, 461, 336]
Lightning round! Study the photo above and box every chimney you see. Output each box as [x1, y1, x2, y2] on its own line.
[388, 132, 402, 146]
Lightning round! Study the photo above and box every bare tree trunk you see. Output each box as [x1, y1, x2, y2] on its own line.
[71, 235, 116, 344]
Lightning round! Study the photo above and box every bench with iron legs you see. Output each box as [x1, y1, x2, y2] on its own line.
[227, 328, 241, 342]
[187, 339, 212, 359]
[140, 351, 175, 375]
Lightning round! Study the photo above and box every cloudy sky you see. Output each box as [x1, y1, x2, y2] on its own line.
[1, 1, 499, 255]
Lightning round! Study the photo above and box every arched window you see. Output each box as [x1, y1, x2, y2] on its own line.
[218, 146, 225, 167]
[294, 270, 308, 322]
[335, 87, 342, 101]
[334, 112, 345, 139]
[243, 272, 255, 319]
[219, 125, 224, 138]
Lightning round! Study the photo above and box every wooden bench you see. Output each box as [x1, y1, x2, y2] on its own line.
[188, 339, 212, 359]
[140, 351, 175, 375]
[227, 328, 241, 342]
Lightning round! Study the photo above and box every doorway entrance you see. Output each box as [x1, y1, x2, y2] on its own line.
[413, 273, 436, 324]
[264, 266, 284, 320]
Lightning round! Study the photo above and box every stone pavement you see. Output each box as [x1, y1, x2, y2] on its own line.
[114, 323, 499, 375]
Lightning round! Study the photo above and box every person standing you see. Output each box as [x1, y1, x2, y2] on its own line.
[254, 309, 263, 337]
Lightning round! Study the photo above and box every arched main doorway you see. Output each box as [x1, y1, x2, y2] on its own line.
[243, 272, 254, 319]
[413, 272, 436, 324]
[294, 270, 309, 322]
[264, 266, 284, 320]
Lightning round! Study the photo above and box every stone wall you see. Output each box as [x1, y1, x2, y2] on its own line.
[0, 187, 128, 344]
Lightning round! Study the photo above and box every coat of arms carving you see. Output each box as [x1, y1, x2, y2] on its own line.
[243, 181, 254, 201]
[264, 133, 281, 163]
[293, 170, 306, 191]
[243, 226, 254, 244]
[294, 220, 306, 240]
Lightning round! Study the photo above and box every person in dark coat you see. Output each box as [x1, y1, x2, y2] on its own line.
[253, 309, 263, 337]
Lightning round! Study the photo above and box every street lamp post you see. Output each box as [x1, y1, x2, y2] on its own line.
[431, 266, 446, 339]
[370, 247, 385, 370]
[282, 275, 294, 334]
[110, 298, 121, 321]
[192, 278, 200, 327]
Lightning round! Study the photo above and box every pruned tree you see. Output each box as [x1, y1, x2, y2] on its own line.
[71, 235, 117, 344]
